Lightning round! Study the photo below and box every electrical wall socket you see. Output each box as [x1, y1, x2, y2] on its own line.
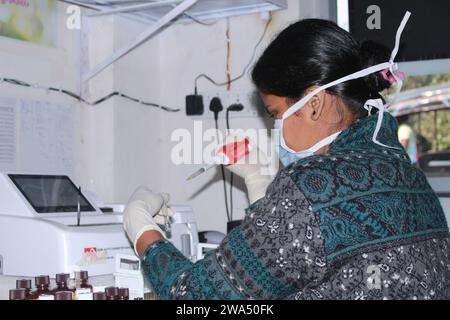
[199, 90, 266, 119]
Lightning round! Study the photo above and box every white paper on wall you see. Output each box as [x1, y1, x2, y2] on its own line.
[0, 97, 16, 171]
[18, 99, 74, 174]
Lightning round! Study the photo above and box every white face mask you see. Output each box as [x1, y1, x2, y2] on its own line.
[274, 119, 341, 166]
[275, 11, 411, 166]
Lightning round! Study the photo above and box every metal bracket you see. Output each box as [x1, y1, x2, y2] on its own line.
[81, 0, 199, 82]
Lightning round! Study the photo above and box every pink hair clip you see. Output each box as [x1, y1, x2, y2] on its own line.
[380, 68, 406, 85]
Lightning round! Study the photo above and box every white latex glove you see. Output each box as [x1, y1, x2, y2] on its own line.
[123, 187, 173, 255]
[220, 134, 274, 204]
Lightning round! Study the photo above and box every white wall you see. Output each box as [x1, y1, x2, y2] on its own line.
[0, 0, 335, 233]
[0, 2, 118, 202]
[110, 0, 303, 233]
[0, 2, 84, 178]
[298, 0, 336, 20]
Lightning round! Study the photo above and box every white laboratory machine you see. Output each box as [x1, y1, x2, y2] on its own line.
[0, 172, 201, 278]
[421, 156, 450, 230]
[114, 254, 151, 300]
[0, 172, 134, 277]
[428, 176, 450, 230]
[169, 206, 199, 262]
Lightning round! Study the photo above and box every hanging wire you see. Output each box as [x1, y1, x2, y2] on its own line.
[0, 77, 180, 112]
[194, 12, 273, 92]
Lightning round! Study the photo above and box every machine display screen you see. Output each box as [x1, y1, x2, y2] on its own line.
[8, 174, 96, 214]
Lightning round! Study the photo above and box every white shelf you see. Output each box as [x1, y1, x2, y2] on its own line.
[62, 0, 287, 24]
[62, 0, 287, 82]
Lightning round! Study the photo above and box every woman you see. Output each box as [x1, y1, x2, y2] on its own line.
[123, 18, 450, 300]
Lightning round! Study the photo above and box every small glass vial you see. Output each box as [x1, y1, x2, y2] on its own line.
[105, 287, 119, 300]
[52, 273, 75, 293]
[54, 291, 73, 301]
[75, 271, 93, 291]
[29, 275, 54, 300]
[118, 288, 129, 300]
[9, 289, 26, 300]
[93, 292, 107, 300]
[16, 279, 32, 298]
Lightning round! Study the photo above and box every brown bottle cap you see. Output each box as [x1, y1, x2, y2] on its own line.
[9, 289, 26, 300]
[105, 286, 119, 297]
[93, 292, 107, 300]
[78, 271, 89, 280]
[54, 291, 73, 300]
[118, 288, 129, 298]
[35, 275, 50, 286]
[16, 279, 32, 289]
[56, 273, 70, 283]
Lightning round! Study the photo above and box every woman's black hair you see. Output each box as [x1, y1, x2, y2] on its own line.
[251, 19, 392, 118]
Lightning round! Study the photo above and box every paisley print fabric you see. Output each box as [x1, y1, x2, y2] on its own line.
[142, 113, 450, 300]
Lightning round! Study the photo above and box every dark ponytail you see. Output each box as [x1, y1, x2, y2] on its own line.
[251, 19, 392, 119]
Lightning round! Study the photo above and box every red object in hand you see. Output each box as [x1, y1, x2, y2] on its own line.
[217, 138, 251, 166]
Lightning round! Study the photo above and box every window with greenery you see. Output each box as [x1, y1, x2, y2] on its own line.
[393, 72, 450, 156]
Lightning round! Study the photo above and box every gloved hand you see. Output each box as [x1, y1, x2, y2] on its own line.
[219, 134, 274, 204]
[123, 187, 173, 255]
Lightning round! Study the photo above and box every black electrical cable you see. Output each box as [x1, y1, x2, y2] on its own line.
[225, 104, 244, 222]
[225, 109, 232, 132]
[214, 117, 231, 222]
[194, 12, 272, 93]
[0, 77, 180, 112]
[225, 109, 234, 222]
[210, 97, 232, 222]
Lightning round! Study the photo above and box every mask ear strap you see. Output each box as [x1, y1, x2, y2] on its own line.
[365, 99, 401, 150]
[303, 131, 342, 154]
[389, 12, 411, 64]
[367, 11, 411, 150]
[387, 11, 410, 106]
[364, 103, 373, 116]
[282, 62, 391, 120]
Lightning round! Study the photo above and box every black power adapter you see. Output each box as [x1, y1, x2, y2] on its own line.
[186, 94, 204, 116]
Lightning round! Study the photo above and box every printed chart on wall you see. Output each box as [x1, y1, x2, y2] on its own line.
[19, 99, 74, 173]
[0, 96, 74, 174]
[0, 0, 57, 46]
[0, 97, 16, 171]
